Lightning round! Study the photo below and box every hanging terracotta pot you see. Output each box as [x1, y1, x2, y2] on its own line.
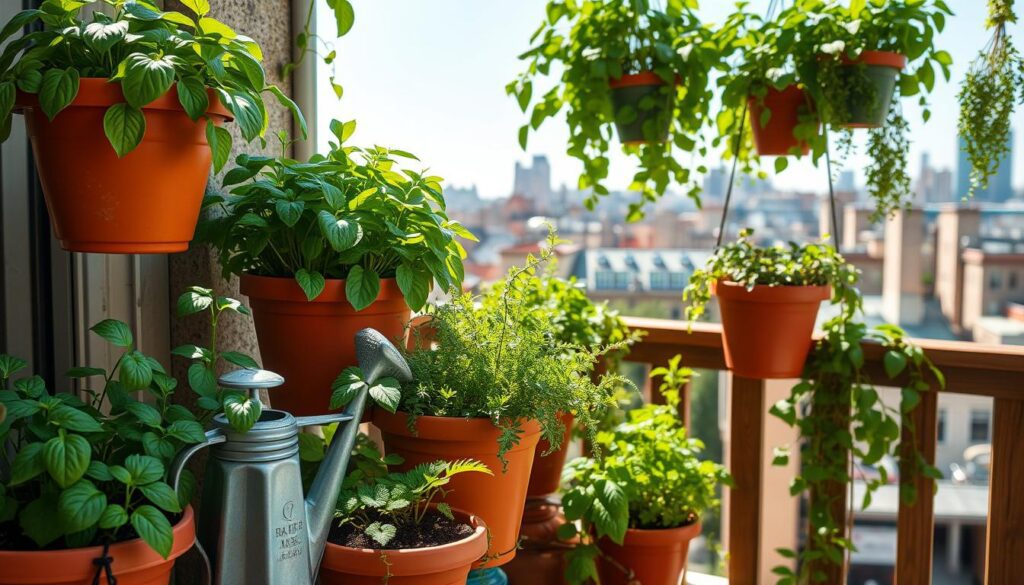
[834, 50, 906, 129]
[241, 274, 411, 417]
[608, 72, 674, 145]
[502, 499, 575, 585]
[319, 508, 488, 585]
[0, 506, 195, 585]
[748, 85, 815, 156]
[596, 520, 701, 585]
[713, 280, 830, 379]
[526, 411, 574, 497]
[372, 410, 541, 568]
[16, 79, 231, 254]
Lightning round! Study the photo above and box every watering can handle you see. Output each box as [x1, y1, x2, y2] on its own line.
[294, 412, 355, 429]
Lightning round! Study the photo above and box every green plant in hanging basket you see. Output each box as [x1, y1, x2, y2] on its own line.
[509, 0, 721, 221]
[958, 0, 1023, 199]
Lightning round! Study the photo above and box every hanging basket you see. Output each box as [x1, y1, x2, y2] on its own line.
[748, 85, 816, 156]
[833, 50, 906, 129]
[608, 72, 674, 145]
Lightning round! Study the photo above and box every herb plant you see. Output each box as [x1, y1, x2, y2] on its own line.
[958, 0, 1022, 199]
[0, 0, 304, 167]
[510, 0, 719, 221]
[201, 120, 475, 312]
[558, 356, 729, 584]
[683, 229, 859, 324]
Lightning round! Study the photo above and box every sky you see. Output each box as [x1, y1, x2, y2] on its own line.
[315, 1, 1024, 200]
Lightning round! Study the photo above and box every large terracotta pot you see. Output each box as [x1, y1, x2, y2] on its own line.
[748, 85, 815, 156]
[320, 508, 487, 585]
[372, 410, 541, 568]
[241, 274, 411, 417]
[0, 506, 195, 585]
[834, 50, 906, 129]
[608, 71, 673, 144]
[714, 280, 830, 379]
[526, 411, 574, 497]
[16, 79, 231, 253]
[597, 520, 701, 585]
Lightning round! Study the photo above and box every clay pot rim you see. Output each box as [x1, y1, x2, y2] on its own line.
[15, 78, 232, 120]
[372, 410, 542, 448]
[322, 508, 488, 576]
[713, 280, 831, 303]
[241, 273, 405, 304]
[611, 518, 703, 547]
[608, 71, 678, 89]
[837, 49, 907, 70]
[0, 506, 194, 578]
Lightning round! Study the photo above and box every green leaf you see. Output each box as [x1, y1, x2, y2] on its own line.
[0, 81, 16, 120]
[295, 268, 326, 301]
[198, 17, 237, 39]
[345, 265, 380, 311]
[9, 442, 45, 485]
[181, 0, 210, 16]
[142, 432, 176, 461]
[177, 287, 214, 316]
[124, 454, 164, 486]
[98, 504, 128, 530]
[109, 465, 132, 485]
[20, 493, 62, 547]
[121, 351, 155, 390]
[167, 420, 205, 443]
[267, 84, 307, 139]
[83, 20, 129, 54]
[187, 363, 218, 395]
[90, 319, 133, 348]
[221, 351, 260, 370]
[396, 264, 430, 311]
[132, 505, 173, 559]
[171, 344, 211, 362]
[38, 68, 79, 120]
[326, 0, 355, 37]
[368, 377, 401, 413]
[218, 89, 263, 142]
[86, 461, 113, 482]
[66, 366, 105, 378]
[126, 401, 162, 428]
[0, 354, 28, 378]
[365, 521, 396, 546]
[883, 351, 908, 378]
[318, 211, 362, 251]
[223, 392, 262, 432]
[330, 366, 366, 409]
[49, 404, 103, 433]
[0, 10, 41, 47]
[139, 481, 182, 514]
[275, 199, 304, 227]
[44, 432, 92, 488]
[206, 119, 232, 173]
[177, 76, 208, 121]
[59, 479, 107, 533]
[13, 376, 45, 398]
[298, 433, 325, 462]
[122, 53, 175, 108]
[123, 1, 164, 21]
[347, 187, 377, 210]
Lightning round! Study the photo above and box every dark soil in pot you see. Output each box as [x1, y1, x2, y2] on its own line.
[329, 510, 474, 550]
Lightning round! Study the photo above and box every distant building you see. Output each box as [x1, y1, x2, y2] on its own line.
[917, 152, 954, 203]
[958, 132, 1013, 203]
[703, 166, 727, 201]
[837, 169, 857, 193]
[513, 155, 553, 213]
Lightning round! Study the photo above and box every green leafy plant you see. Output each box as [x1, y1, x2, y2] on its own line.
[286, 0, 354, 101]
[510, 0, 720, 221]
[558, 356, 730, 584]
[0, 0, 304, 168]
[171, 286, 262, 433]
[958, 0, 1022, 199]
[683, 228, 859, 324]
[335, 443, 491, 549]
[400, 235, 630, 461]
[201, 120, 475, 311]
[0, 322, 210, 556]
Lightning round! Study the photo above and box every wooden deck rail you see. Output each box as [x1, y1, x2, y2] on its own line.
[621, 317, 1024, 585]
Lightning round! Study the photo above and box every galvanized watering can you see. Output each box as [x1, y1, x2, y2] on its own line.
[170, 329, 412, 585]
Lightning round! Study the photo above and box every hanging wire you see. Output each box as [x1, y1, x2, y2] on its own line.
[824, 128, 840, 245]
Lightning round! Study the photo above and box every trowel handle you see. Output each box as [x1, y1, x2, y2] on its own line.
[294, 412, 356, 429]
[169, 428, 226, 494]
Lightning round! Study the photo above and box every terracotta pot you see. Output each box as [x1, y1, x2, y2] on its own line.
[241, 274, 411, 417]
[15, 79, 231, 253]
[597, 520, 701, 585]
[527, 412, 574, 497]
[748, 85, 815, 156]
[372, 410, 541, 568]
[608, 71, 673, 144]
[502, 499, 574, 585]
[320, 508, 487, 585]
[834, 50, 906, 129]
[0, 506, 195, 585]
[714, 280, 830, 379]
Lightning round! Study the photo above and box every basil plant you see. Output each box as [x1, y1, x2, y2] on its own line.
[0, 0, 304, 166]
[202, 119, 476, 312]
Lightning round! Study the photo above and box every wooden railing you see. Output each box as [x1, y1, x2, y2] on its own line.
[621, 317, 1024, 585]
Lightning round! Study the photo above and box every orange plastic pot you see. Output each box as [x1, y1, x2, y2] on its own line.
[320, 508, 487, 585]
[526, 411, 574, 497]
[372, 410, 541, 568]
[241, 274, 411, 417]
[714, 280, 830, 379]
[0, 506, 195, 585]
[16, 79, 231, 253]
[597, 520, 701, 585]
[748, 85, 815, 156]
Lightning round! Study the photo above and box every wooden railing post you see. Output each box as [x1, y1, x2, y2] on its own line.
[896, 388, 938, 585]
[728, 375, 765, 585]
[985, 397, 1024, 584]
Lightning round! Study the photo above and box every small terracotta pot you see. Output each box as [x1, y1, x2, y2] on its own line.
[713, 280, 830, 379]
[608, 71, 673, 144]
[241, 274, 411, 417]
[597, 520, 701, 585]
[526, 412, 574, 497]
[0, 506, 195, 585]
[16, 79, 231, 253]
[319, 508, 488, 585]
[833, 50, 906, 129]
[502, 499, 575, 585]
[372, 410, 541, 568]
[748, 85, 815, 156]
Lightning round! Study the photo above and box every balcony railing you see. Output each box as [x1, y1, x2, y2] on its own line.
[621, 317, 1024, 585]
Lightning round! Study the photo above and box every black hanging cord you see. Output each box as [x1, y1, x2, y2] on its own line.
[91, 540, 117, 585]
[824, 127, 840, 246]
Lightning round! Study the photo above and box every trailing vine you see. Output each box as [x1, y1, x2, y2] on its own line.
[284, 0, 354, 100]
[958, 0, 1022, 198]
[865, 106, 912, 222]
